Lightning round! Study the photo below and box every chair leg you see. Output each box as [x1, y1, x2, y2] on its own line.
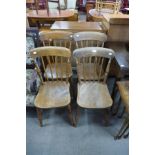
[118, 106, 126, 118]
[112, 97, 121, 116]
[114, 117, 129, 140]
[103, 108, 110, 126]
[75, 105, 81, 126]
[117, 123, 129, 139]
[124, 131, 129, 139]
[36, 108, 42, 127]
[67, 104, 75, 127]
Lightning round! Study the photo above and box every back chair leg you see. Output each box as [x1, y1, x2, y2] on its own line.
[103, 108, 110, 126]
[36, 108, 43, 127]
[75, 105, 81, 126]
[67, 104, 75, 127]
[112, 97, 121, 116]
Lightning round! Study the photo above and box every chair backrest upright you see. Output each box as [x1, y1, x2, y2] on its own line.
[30, 46, 72, 83]
[73, 47, 115, 83]
[73, 31, 107, 48]
[39, 31, 73, 49]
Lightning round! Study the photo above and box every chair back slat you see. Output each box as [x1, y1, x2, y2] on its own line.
[73, 31, 107, 48]
[73, 47, 115, 83]
[39, 31, 73, 48]
[30, 47, 71, 83]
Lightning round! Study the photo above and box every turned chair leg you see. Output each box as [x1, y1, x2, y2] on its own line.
[36, 108, 42, 127]
[75, 105, 81, 126]
[67, 104, 75, 127]
[103, 108, 110, 126]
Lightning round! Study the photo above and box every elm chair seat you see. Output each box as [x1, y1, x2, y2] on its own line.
[35, 81, 70, 108]
[77, 82, 113, 108]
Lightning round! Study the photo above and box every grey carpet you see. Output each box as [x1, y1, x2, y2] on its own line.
[26, 78, 129, 155]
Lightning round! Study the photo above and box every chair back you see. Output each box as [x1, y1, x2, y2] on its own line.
[73, 47, 115, 83]
[73, 31, 107, 48]
[39, 31, 73, 49]
[30, 46, 72, 83]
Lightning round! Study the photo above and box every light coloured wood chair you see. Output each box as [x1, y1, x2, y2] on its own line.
[73, 31, 107, 48]
[95, 0, 121, 13]
[73, 47, 115, 125]
[73, 31, 107, 80]
[30, 46, 75, 127]
[39, 31, 73, 79]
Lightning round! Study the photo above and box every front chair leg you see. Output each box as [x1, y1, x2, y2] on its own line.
[36, 107, 42, 127]
[67, 104, 75, 127]
[75, 105, 81, 126]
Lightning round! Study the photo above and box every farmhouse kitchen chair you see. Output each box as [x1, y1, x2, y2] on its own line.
[30, 46, 75, 127]
[73, 47, 115, 125]
[73, 31, 107, 48]
[39, 31, 73, 79]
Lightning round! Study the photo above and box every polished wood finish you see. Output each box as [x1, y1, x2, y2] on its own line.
[73, 47, 115, 82]
[73, 47, 115, 125]
[73, 31, 107, 48]
[27, 9, 75, 27]
[39, 30, 73, 48]
[51, 21, 103, 32]
[39, 31, 73, 79]
[27, 9, 74, 19]
[30, 46, 74, 126]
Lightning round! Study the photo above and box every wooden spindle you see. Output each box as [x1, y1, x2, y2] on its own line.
[80, 41, 83, 48]
[104, 59, 111, 83]
[76, 58, 81, 84]
[99, 57, 104, 82]
[55, 56, 58, 80]
[83, 57, 86, 81]
[43, 41, 46, 46]
[31, 59, 44, 84]
[94, 56, 97, 81]
[46, 56, 53, 80]
[60, 57, 63, 81]
[41, 56, 48, 81]
[76, 42, 79, 48]
[89, 57, 92, 80]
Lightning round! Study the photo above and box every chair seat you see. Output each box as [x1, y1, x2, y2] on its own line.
[77, 82, 113, 108]
[35, 81, 70, 108]
[44, 63, 72, 79]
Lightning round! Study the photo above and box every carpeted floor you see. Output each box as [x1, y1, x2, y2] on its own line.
[26, 78, 129, 155]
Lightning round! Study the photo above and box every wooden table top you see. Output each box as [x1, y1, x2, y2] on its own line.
[27, 9, 74, 19]
[50, 21, 103, 32]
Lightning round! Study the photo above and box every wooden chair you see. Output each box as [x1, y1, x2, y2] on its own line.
[30, 46, 75, 127]
[39, 31, 73, 79]
[95, 0, 121, 13]
[73, 31, 107, 48]
[73, 31, 107, 79]
[73, 47, 115, 125]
